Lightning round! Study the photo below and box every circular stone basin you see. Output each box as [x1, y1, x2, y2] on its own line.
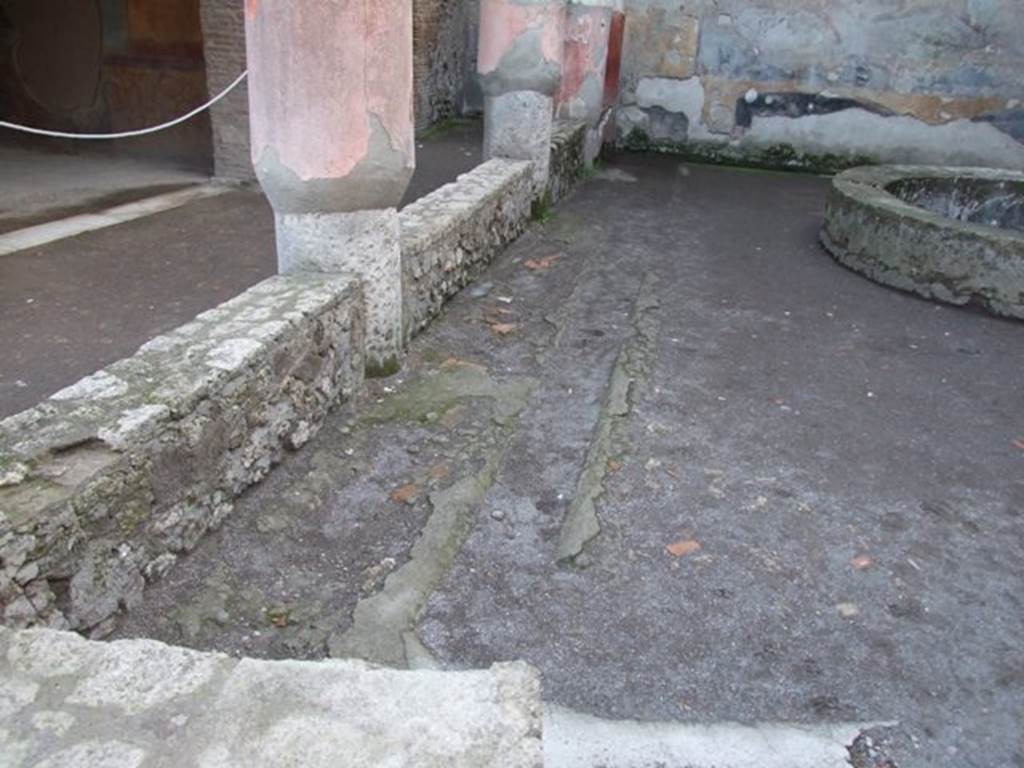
[820, 165, 1024, 320]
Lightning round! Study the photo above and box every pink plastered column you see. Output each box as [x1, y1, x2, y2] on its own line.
[478, 0, 565, 193]
[245, 0, 415, 375]
[556, 0, 615, 163]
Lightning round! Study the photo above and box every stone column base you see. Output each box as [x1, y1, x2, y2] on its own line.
[484, 91, 554, 195]
[276, 209, 403, 376]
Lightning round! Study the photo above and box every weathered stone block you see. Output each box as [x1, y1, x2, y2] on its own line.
[0, 627, 544, 767]
[484, 91, 557, 193]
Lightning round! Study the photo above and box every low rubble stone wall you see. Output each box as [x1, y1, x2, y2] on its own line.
[0, 131, 590, 637]
[0, 276, 365, 635]
[400, 158, 534, 339]
[547, 120, 588, 205]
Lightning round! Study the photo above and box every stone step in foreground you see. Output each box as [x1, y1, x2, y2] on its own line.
[0, 627, 542, 767]
[544, 705, 880, 768]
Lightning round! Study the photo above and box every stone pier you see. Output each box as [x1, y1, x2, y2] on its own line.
[477, 0, 565, 194]
[245, 0, 415, 375]
[556, 0, 615, 163]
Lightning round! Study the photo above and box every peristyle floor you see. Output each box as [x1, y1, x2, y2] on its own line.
[0, 145, 206, 235]
[108, 156, 1023, 768]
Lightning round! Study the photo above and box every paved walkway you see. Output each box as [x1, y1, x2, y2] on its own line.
[0, 146, 206, 235]
[0, 122, 482, 418]
[115, 156, 1024, 767]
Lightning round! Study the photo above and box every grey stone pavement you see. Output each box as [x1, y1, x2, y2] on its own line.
[114, 155, 1024, 767]
[0, 121, 482, 417]
[0, 145, 207, 235]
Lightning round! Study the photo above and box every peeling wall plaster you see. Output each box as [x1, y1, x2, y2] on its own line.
[615, 0, 1024, 169]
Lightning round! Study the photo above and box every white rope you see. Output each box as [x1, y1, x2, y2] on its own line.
[0, 70, 247, 140]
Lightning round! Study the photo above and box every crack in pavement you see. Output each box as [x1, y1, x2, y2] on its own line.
[556, 277, 661, 564]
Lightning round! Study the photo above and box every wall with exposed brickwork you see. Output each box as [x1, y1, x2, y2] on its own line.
[199, 0, 254, 180]
[413, 0, 472, 131]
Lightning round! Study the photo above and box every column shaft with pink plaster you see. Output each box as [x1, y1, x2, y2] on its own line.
[477, 0, 565, 193]
[556, 0, 614, 163]
[245, 0, 415, 375]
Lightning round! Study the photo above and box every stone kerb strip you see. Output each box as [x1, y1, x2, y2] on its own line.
[821, 165, 1024, 320]
[400, 158, 534, 338]
[0, 275, 365, 635]
[0, 627, 544, 768]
